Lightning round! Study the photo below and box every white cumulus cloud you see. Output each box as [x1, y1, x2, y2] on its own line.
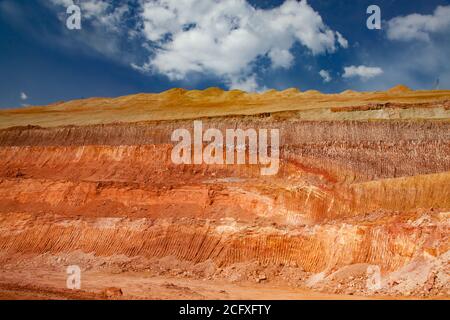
[268, 48, 294, 69]
[343, 65, 383, 80]
[20, 92, 28, 100]
[49, 0, 108, 17]
[336, 31, 348, 49]
[136, 0, 347, 91]
[387, 5, 450, 42]
[49, 0, 128, 30]
[319, 69, 332, 82]
[45, 0, 131, 60]
[229, 74, 262, 92]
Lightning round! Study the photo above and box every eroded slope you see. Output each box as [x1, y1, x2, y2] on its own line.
[0, 88, 449, 299]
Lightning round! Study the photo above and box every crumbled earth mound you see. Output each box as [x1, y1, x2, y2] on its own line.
[0, 88, 449, 299]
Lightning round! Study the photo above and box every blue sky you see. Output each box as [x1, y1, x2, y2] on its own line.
[1, 0, 450, 108]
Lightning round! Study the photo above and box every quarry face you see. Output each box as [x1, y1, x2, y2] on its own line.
[0, 88, 449, 299]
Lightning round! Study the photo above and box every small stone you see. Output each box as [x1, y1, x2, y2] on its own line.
[256, 274, 267, 283]
[103, 287, 123, 298]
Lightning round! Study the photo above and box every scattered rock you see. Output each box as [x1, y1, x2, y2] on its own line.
[102, 287, 123, 298]
[256, 274, 267, 283]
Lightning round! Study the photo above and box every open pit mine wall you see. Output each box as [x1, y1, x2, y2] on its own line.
[0, 117, 449, 273]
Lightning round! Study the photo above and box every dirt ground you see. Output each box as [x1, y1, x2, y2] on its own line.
[0, 252, 447, 300]
[0, 268, 406, 300]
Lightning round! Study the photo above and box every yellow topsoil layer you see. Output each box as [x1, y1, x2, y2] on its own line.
[0, 86, 450, 128]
